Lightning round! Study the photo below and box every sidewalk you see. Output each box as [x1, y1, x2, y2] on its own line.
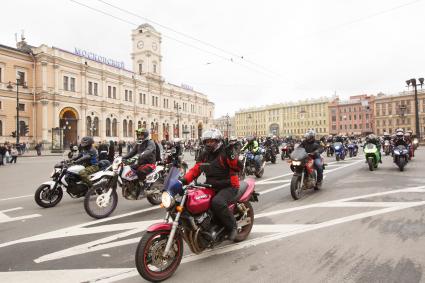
[18, 150, 64, 157]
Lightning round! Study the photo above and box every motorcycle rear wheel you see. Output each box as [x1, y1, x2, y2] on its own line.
[290, 175, 303, 200]
[135, 230, 183, 282]
[255, 168, 264, 178]
[234, 201, 254, 242]
[34, 185, 63, 208]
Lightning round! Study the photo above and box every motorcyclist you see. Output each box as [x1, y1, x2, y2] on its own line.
[226, 136, 242, 159]
[241, 135, 263, 170]
[364, 134, 382, 163]
[263, 135, 277, 157]
[122, 128, 156, 198]
[179, 129, 241, 241]
[333, 135, 344, 143]
[298, 130, 324, 189]
[71, 136, 99, 187]
[393, 130, 409, 147]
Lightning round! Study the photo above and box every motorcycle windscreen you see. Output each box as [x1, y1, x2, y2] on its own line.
[290, 147, 308, 161]
[163, 166, 183, 196]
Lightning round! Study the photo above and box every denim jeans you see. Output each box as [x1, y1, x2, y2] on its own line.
[254, 154, 262, 170]
[314, 157, 323, 182]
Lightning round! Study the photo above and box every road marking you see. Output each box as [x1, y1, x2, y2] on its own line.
[257, 180, 291, 185]
[0, 195, 33, 202]
[0, 207, 41, 224]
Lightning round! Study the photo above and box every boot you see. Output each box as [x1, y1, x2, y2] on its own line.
[227, 227, 238, 241]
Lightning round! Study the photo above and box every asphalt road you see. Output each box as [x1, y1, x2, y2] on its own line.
[1, 148, 425, 283]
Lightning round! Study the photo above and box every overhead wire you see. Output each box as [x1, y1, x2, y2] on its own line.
[69, 0, 295, 83]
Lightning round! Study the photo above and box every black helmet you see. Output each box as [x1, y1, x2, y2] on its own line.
[80, 136, 94, 149]
[304, 129, 316, 142]
[135, 128, 149, 143]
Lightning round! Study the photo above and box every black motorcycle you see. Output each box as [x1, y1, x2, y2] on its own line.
[264, 145, 277, 164]
[393, 145, 409, 171]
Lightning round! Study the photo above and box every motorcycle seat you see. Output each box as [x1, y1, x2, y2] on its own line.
[233, 181, 248, 201]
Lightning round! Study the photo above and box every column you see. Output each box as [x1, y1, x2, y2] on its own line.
[41, 62, 48, 92]
[80, 69, 87, 99]
[53, 102, 60, 128]
[101, 74, 106, 99]
[41, 100, 49, 142]
[118, 110, 124, 139]
[53, 64, 60, 94]
[80, 106, 87, 138]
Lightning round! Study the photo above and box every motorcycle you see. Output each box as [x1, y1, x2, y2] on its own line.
[333, 142, 345, 161]
[383, 140, 391, 156]
[134, 167, 258, 282]
[326, 142, 334, 157]
[393, 145, 409, 171]
[83, 156, 164, 219]
[34, 159, 112, 208]
[289, 147, 323, 200]
[280, 143, 292, 160]
[364, 143, 380, 171]
[239, 150, 265, 179]
[264, 145, 277, 164]
[347, 142, 358, 157]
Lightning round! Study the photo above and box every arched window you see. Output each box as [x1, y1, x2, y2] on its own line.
[137, 120, 142, 130]
[150, 122, 155, 134]
[106, 118, 111, 137]
[112, 118, 117, 137]
[86, 116, 92, 136]
[0, 120, 2, 136]
[93, 117, 99, 136]
[123, 119, 128, 137]
[128, 120, 133, 137]
[143, 121, 147, 130]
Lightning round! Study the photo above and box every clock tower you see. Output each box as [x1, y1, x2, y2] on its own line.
[131, 23, 162, 77]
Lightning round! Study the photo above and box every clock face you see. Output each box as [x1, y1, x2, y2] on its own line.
[152, 42, 158, 51]
[137, 40, 144, 49]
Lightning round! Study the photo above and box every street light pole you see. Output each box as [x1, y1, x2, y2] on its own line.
[16, 79, 20, 145]
[225, 113, 230, 138]
[406, 78, 424, 139]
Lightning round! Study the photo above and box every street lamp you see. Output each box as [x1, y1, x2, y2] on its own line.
[225, 113, 231, 138]
[174, 103, 182, 138]
[7, 77, 28, 145]
[406, 77, 424, 139]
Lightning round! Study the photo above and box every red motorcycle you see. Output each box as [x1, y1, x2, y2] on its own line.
[135, 168, 258, 282]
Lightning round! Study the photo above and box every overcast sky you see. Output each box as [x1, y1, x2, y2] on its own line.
[1, 0, 425, 118]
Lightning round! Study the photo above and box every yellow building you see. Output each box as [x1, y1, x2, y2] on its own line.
[374, 90, 425, 137]
[235, 98, 330, 138]
[0, 24, 214, 147]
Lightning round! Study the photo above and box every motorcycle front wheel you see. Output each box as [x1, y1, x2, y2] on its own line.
[84, 185, 118, 219]
[367, 157, 374, 171]
[255, 168, 264, 178]
[35, 184, 63, 208]
[290, 175, 303, 200]
[135, 230, 183, 282]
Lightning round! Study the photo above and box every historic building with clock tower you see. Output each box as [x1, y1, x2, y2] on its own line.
[131, 23, 162, 78]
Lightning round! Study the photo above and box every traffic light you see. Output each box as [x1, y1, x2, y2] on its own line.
[11, 131, 16, 138]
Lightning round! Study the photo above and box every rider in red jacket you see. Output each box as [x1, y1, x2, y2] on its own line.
[180, 129, 241, 240]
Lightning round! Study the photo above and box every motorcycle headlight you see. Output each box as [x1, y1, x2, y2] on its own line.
[161, 191, 174, 208]
[292, 161, 301, 166]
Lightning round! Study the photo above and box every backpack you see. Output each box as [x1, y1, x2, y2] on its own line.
[154, 141, 162, 162]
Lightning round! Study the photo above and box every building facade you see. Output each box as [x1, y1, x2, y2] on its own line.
[328, 95, 375, 136]
[235, 98, 330, 138]
[374, 90, 425, 137]
[212, 115, 235, 138]
[0, 24, 214, 146]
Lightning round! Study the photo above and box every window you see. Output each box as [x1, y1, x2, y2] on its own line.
[94, 83, 98, 95]
[0, 120, 2, 136]
[113, 87, 117, 99]
[70, 77, 75, 91]
[128, 120, 133, 137]
[153, 64, 157, 73]
[19, 121, 27, 136]
[18, 103, 25, 111]
[93, 117, 99, 136]
[17, 71, 25, 86]
[108, 86, 112, 98]
[125, 90, 128, 101]
[139, 63, 143, 74]
[106, 118, 111, 137]
[88, 82, 93, 95]
[129, 91, 132, 102]
[0, 66, 2, 82]
[152, 96, 155, 106]
[123, 119, 128, 137]
[63, 76, 69, 91]
[112, 118, 117, 136]
[0, 101, 2, 109]
[155, 97, 158, 107]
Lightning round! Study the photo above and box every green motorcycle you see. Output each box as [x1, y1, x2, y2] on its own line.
[364, 143, 380, 171]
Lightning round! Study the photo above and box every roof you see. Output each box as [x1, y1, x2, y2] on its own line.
[0, 43, 31, 55]
[137, 23, 156, 31]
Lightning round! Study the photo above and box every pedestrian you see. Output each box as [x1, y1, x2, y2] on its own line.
[108, 140, 115, 162]
[35, 142, 42, 156]
[118, 141, 123, 156]
[0, 144, 6, 166]
[10, 145, 18, 163]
